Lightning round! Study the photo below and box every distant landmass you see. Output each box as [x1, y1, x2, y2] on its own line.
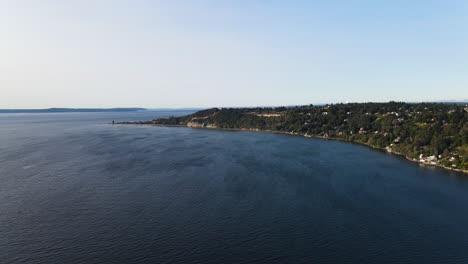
[437, 100, 468, 104]
[119, 102, 468, 173]
[0, 108, 146, 114]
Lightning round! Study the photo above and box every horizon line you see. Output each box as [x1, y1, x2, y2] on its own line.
[1, 100, 467, 111]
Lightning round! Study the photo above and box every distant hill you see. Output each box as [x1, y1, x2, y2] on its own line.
[0, 108, 146, 114]
[437, 100, 468, 104]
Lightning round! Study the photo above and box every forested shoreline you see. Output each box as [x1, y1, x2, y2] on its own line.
[119, 102, 468, 172]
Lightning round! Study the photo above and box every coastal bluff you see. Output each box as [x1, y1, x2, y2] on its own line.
[117, 102, 468, 174]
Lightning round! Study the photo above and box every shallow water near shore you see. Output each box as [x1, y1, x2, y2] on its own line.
[1, 111, 468, 264]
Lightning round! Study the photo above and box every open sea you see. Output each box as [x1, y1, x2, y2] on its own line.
[1, 110, 468, 264]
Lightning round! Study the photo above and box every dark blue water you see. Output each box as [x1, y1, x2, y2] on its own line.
[1, 111, 468, 264]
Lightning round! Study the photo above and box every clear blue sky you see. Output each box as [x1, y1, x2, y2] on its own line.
[1, 0, 467, 108]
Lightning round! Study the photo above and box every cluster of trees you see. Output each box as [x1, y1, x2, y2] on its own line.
[152, 102, 468, 170]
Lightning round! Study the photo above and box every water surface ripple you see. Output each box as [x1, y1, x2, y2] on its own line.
[1, 111, 468, 264]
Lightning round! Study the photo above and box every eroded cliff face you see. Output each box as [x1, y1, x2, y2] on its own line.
[187, 121, 204, 128]
[186, 121, 216, 128]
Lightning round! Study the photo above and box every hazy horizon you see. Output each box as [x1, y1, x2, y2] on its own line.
[1, 1, 468, 108]
[1, 99, 468, 111]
